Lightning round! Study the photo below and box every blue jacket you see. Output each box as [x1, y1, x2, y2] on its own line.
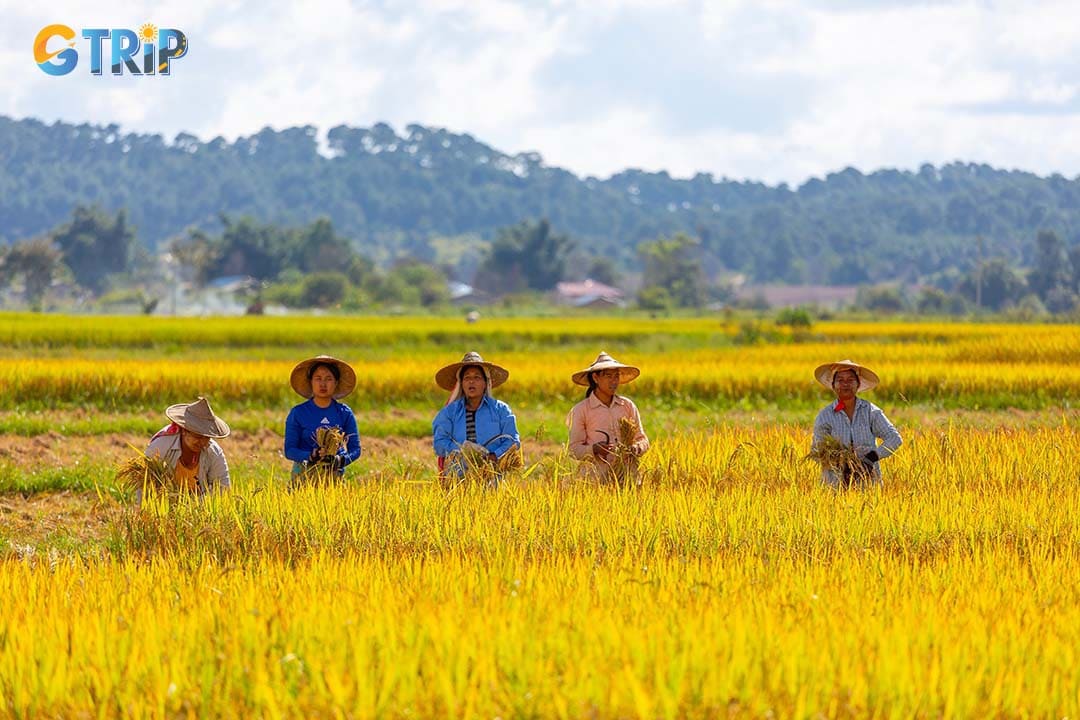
[284, 399, 361, 466]
[433, 395, 519, 459]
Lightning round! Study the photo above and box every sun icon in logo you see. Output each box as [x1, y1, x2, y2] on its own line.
[138, 23, 158, 44]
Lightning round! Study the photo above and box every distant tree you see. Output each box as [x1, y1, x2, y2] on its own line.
[915, 287, 968, 315]
[292, 217, 355, 273]
[474, 219, 572, 294]
[1044, 286, 1078, 314]
[52, 205, 137, 294]
[638, 233, 707, 308]
[856, 285, 907, 313]
[345, 255, 378, 288]
[213, 215, 291, 281]
[1028, 230, 1073, 301]
[1070, 244, 1080, 293]
[3, 237, 64, 308]
[384, 261, 449, 307]
[957, 258, 1027, 311]
[299, 272, 349, 307]
[636, 286, 672, 312]
[585, 256, 621, 287]
[775, 306, 813, 328]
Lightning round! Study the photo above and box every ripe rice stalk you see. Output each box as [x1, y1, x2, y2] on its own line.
[595, 416, 642, 486]
[617, 416, 639, 449]
[805, 435, 862, 478]
[116, 453, 173, 494]
[292, 462, 342, 488]
[314, 426, 346, 455]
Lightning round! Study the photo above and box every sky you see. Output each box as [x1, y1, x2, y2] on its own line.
[5, 0, 1080, 186]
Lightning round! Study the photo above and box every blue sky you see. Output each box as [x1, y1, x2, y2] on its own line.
[5, 0, 1080, 185]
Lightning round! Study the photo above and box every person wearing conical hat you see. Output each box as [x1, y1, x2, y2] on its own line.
[811, 359, 902, 488]
[144, 397, 231, 496]
[284, 355, 362, 479]
[567, 351, 650, 483]
[432, 351, 520, 480]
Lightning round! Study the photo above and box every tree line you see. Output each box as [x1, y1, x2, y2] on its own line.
[4, 115, 1080, 289]
[2, 203, 1077, 316]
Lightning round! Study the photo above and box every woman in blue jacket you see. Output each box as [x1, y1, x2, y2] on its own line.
[284, 355, 361, 479]
[432, 351, 520, 481]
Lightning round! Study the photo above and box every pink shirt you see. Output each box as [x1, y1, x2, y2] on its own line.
[567, 394, 650, 460]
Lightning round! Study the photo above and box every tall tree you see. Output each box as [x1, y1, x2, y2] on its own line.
[3, 237, 64, 308]
[957, 258, 1027, 311]
[1028, 229, 1073, 301]
[52, 205, 137, 294]
[637, 233, 707, 308]
[292, 217, 355, 273]
[474, 219, 572, 294]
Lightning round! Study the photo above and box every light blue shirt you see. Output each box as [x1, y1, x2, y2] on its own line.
[433, 395, 519, 459]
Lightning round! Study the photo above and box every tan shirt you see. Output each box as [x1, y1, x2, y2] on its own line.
[567, 394, 649, 460]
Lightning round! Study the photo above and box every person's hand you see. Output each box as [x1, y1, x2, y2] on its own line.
[329, 454, 345, 472]
[862, 448, 880, 463]
[309, 447, 322, 463]
[486, 452, 499, 466]
[592, 442, 612, 460]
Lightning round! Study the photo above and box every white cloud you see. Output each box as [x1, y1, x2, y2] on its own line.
[4, 0, 1080, 183]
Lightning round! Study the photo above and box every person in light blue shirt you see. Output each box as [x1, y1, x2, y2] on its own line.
[811, 359, 902, 488]
[432, 351, 520, 481]
[285, 355, 361, 479]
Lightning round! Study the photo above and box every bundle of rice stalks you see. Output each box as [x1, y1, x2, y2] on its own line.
[457, 440, 490, 467]
[116, 454, 174, 495]
[314, 426, 345, 455]
[596, 417, 642, 486]
[617, 416, 639, 449]
[497, 446, 524, 471]
[804, 435, 860, 472]
[442, 439, 523, 489]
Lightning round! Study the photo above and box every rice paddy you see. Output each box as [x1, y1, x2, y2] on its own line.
[0, 314, 1078, 718]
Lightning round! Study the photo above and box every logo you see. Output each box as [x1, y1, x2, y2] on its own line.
[34, 23, 188, 76]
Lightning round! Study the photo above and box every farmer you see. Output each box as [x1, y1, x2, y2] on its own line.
[567, 351, 650, 483]
[284, 355, 362, 479]
[811, 359, 902, 487]
[144, 396, 231, 496]
[432, 351, 520, 481]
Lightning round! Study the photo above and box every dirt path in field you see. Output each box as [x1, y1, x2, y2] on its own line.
[0, 430, 565, 471]
[0, 431, 568, 554]
[0, 429, 446, 471]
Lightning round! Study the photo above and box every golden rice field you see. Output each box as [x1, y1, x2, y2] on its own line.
[1, 314, 1079, 718]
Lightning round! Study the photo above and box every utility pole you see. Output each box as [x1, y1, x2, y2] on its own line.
[975, 235, 984, 311]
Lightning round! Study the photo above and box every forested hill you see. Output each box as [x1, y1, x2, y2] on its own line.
[2, 114, 1079, 283]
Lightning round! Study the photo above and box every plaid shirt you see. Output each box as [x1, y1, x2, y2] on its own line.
[812, 397, 902, 486]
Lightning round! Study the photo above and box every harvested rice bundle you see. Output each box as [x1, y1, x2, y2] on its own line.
[116, 453, 174, 494]
[497, 445, 524, 471]
[314, 426, 345, 456]
[806, 435, 875, 487]
[597, 416, 643, 485]
[805, 435, 860, 472]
